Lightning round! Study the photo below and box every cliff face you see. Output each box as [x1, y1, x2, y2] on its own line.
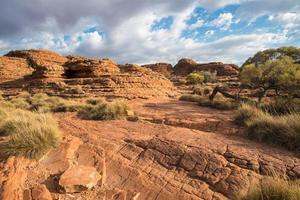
[1, 49, 177, 99]
[173, 58, 239, 76]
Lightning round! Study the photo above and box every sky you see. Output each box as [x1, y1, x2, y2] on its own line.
[0, 0, 299, 66]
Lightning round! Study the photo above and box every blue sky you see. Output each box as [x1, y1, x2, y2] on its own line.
[0, 0, 299, 65]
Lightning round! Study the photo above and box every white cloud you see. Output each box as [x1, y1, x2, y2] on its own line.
[205, 30, 215, 36]
[189, 19, 205, 30]
[210, 13, 234, 30]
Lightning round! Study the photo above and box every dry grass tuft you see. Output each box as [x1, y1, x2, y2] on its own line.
[237, 176, 300, 200]
[0, 107, 62, 159]
[78, 98, 129, 120]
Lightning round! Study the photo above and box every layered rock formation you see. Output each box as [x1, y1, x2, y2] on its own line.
[141, 63, 173, 77]
[0, 56, 33, 83]
[1, 49, 176, 99]
[5, 49, 67, 78]
[64, 56, 120, 78]
[174, 58, 239, 76]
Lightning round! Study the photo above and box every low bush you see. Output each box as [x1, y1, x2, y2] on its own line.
[192, 85, 212, 96]
[260, 97, 300, 115]
[179, 94, 202, 103]
[186, 72, 204, 84]
[237, 177, 300, 200]
[202, 71, 217, 83]
[78, 99, 129, 120]
[235, 104, 300, 151]
[179, 94, 238, 110]
[0, 107, 62, 159]
[198, 98, 238, 110]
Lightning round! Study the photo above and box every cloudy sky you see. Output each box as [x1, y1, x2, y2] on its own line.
[0, 0, 299, 65]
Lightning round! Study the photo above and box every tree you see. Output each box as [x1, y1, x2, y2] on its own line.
[186, 72, 204, 84]
[240, 56, 300, 102]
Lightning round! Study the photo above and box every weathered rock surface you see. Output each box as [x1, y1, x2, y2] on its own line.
[59, 165, 101, 193]
[174, 58, 239, 76]
[31, 184, 52, 200]
[1, 49, 177, 99]
[0, 56, 33, 83]
[5, 49, 67, 78]
[64, 56, 120, 78]
[141, 63, 173, 77]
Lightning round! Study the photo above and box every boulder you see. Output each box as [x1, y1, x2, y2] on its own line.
[173, 58, 239, 76]
[141, 63, 173, 77]
[59, 165, 101, 193]
[64, 56, 120, 78]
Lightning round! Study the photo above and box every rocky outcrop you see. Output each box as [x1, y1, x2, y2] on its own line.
[5, 49, 67, 78]
[64, 56, 120, 78]
[141, 63, 173, 77]
[0, 56, 33, 83]
[174, 58, 239, 76]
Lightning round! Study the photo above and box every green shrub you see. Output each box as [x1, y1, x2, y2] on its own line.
[237, 177, 300, 200]
[86, 98, 106, 105]
[0, 108, 62, 159]
[78, 99, 129, 120]
[186, 72, 204, 84]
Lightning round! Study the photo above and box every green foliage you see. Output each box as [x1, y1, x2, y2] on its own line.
[237, 177, 300, 200]
[240, 56, 300, 99]
[186, 72, 205, 84]
[0, 107, 62, 159]
[235, 104, 300, 151]
[242, 46, 300, 67]
[78, 99, 129, 120]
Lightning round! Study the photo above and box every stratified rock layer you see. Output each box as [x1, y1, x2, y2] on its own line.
[174, 58, 239, 76]
[1, 49, 177, 99]
[141, 63, 173, 77]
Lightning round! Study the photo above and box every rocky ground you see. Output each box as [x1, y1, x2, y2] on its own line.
[0, 49, 299, 200]
[1, 99, 300, 200]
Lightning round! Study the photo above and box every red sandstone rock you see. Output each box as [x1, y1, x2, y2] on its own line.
[59, 165, 101, 193]
[64, 56, 120, 78]
[5, 49, 67, 78]
[173, 58, 239, 76]
[31, 184, 52, 200]
[141, 63, 173, 77]
[0, 56, 33, 83]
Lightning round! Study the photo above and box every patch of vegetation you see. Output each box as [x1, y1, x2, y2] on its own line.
[5, 92, 83, 113]
[63, 85, 85, 94]
[179, 94, 202, 103]
[240, 55, 300, 102]
[235, 104, 300, 151]
[78, 98, 129, 120]
[237, 177, 300, 200]
[179, 94, 238, 110]
[202, 71, 217, 83]
[0, 107, 62, 159]
[186, 72, 204, 84]
[260, 97, 300, 115]
[192, 85, 212, 96]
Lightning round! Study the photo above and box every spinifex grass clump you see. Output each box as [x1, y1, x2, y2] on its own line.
[238, 177, 300, 200]
[0, 107, 62, 159]
[235, 103, 300, 151]
[77, 98, 129, 120]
